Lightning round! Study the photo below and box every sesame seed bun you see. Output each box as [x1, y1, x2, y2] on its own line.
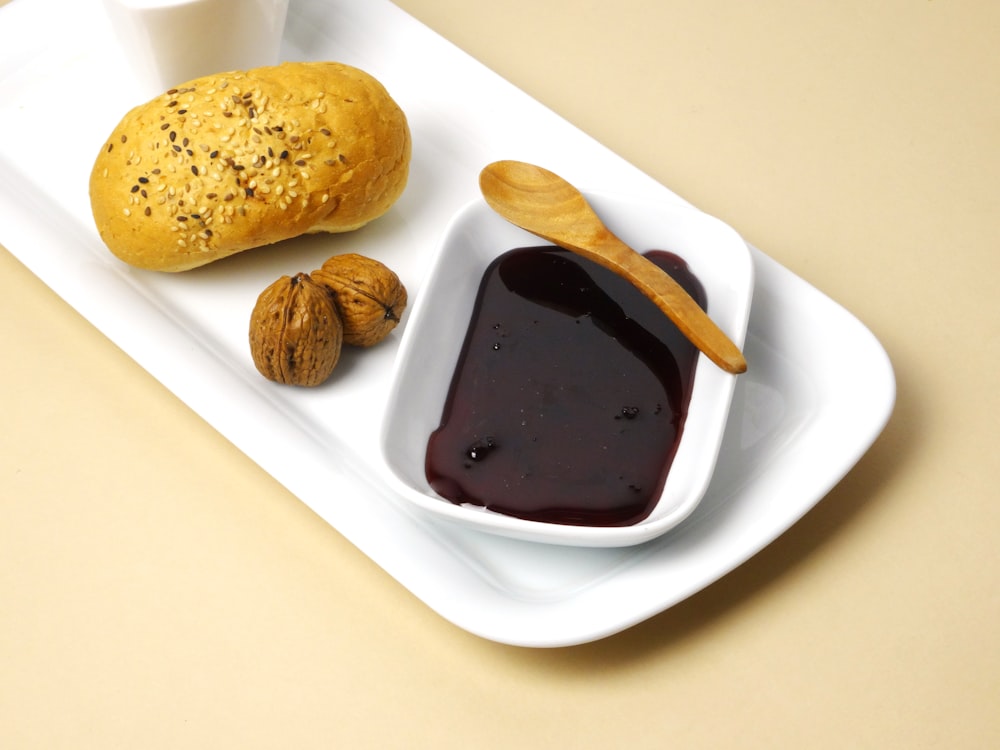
[89, 61, 411, 272]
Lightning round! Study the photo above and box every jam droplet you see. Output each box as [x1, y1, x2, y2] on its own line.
[465, 437, 498, 462]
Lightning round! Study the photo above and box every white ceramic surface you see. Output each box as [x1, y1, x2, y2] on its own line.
[101, 0, 290, 96]
[0, 0, 894, 646]
[380, 195, 754, 546]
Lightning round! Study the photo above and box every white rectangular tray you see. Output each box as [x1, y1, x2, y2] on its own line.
[0, 0, 894, 647]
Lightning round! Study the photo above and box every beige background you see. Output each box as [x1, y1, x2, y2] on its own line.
[2, 0, 998, 747]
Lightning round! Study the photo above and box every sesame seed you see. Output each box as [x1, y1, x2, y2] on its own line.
[145, 207, 151, 216]
[138, 176, 149, 184]
[123, 208, 131, 216]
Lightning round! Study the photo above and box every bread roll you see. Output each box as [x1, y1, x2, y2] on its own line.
[90, 62, 410, 272]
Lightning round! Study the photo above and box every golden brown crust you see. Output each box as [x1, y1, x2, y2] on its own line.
[89, 62, 410, 272]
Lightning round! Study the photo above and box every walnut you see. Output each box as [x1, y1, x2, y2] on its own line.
[311, 253, 407, 347]
[248, 272, 343, 386]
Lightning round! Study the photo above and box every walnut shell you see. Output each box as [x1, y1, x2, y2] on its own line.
[249, 272, 343, 386]
[311, 253, 407, 347]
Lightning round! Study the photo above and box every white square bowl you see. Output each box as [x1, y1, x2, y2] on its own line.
[379, 191, 754, 546]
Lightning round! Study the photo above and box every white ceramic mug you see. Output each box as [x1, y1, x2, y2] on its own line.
[102, 0, 290, 95]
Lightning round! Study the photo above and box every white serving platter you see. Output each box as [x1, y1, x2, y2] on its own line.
[0, 0, 895, 647]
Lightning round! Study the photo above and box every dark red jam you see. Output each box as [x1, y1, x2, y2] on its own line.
[425, 246, 705, 527]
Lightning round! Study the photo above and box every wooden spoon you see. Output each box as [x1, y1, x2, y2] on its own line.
[479, 160, 747, 374]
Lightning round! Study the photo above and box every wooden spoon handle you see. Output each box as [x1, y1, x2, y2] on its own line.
[580, 229, 747, 374]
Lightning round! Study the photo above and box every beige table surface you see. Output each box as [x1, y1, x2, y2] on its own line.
[2, 0, 998, 747]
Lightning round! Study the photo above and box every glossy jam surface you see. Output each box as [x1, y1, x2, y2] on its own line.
[425, 246, 705, 527]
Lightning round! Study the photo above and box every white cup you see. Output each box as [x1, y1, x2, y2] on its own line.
[102, 0, 290, 96]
